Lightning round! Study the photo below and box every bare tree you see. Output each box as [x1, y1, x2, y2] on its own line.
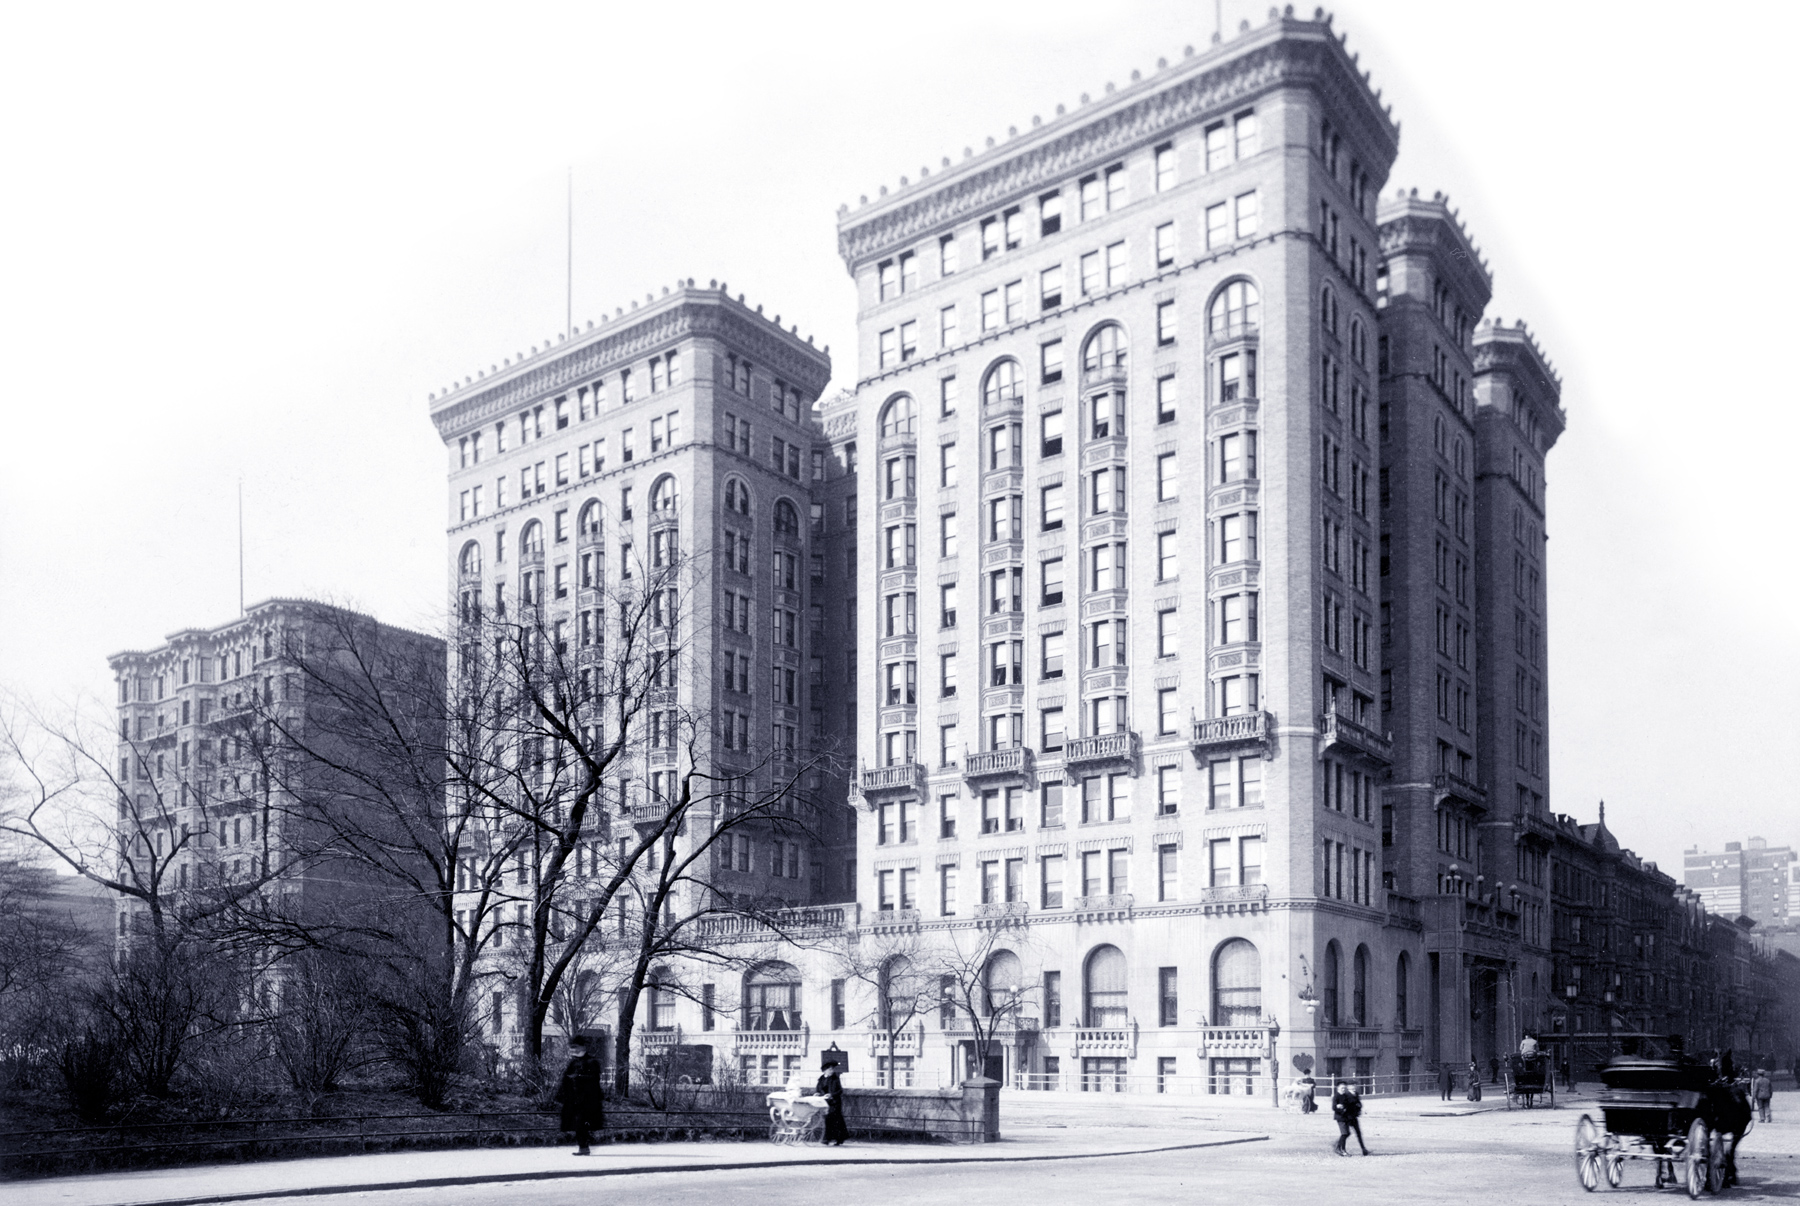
[833, 919, 1037, 1085]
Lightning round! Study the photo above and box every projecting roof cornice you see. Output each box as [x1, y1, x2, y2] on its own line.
[837, 19, 1397, 272]
[427, 289, 831, 440]
[1377, 204, 1492, 312]
[1475, 323, 1568, 443]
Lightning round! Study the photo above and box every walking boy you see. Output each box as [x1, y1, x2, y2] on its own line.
[1332, 1080, 1369, 1156]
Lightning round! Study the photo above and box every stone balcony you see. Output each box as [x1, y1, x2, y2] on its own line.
[1199, 884, 1269, 908]
[1072, 1019, 1137, 1057]
[1433, 771, 1489, 809]
[691, 906, 851, 941]
[733, 1024, 810, 1055]
[1072, 893, 1134, 920]
[866, 1024, 925, 1057]
[860, 762, 927, 798]
[1319, 710, 1393, 764]
[1190, 711, 1274, 757]
[962, 746, 1032, 785]
[1199, 1026, 1272, 1055]
[1062, 731, 1139, 773]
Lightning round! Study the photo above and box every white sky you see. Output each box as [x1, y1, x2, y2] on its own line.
[3, 0, 1795, 876]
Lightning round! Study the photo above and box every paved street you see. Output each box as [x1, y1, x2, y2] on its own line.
[12, 1090, 1799, 1206]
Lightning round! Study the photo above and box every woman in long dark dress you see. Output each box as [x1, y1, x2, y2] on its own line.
[815, 1059, 847, 1146]
[554, 1036, 606, 1155]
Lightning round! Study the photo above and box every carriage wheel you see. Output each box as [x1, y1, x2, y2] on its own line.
[1685, 1119, 1711, 1200]
[1605, 1154, 1625, 1189]
[1575, 1116, 1601, 1192]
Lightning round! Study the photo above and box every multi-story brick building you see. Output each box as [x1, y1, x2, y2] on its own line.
[1375, 194, 1566, 1075]
[107, 599, 444, 947]
[833, 12, 1454, 1094]
[426, 284, 856, 1047]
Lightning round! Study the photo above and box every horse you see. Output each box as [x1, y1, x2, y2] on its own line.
[1704, 1077, 1754, 1188]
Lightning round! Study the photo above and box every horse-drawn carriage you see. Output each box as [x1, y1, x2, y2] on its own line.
[1504, 1051, 1555, 1109]
[1573, 1043, 1753, 1198]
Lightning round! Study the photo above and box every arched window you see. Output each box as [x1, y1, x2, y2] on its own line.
[577, 500, 602, 538]
[983, 950, 1022, 1016]
[649, 474, 679, 513]
[1352, 944, 1371, 1026]
[1211, 938, 1261, 1025]
[1322, 941, 1342, 1027]
[1320, 286, 1338, 336]
[981, 359, 1023, 407]
[1208, 280, 1261, 337]
[1081, 324, 1127, 374]
[520, 520, 545, 558]
[878, 394, 917, 437]
[1083, 944, 1128, 1028]
[1395, 952, 1411, 1029]
[744, 961, 802, 1031]
[773, 499, 799, 536]
[879, 955, 918, 1032]
[723, 477, 751, 516]
[1349, 318, 1366, 367]
[458, 541, 482, 577]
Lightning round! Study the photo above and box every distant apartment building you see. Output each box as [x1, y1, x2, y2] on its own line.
[107, 599, 444, 946]
[1685, 837, 1795, 926]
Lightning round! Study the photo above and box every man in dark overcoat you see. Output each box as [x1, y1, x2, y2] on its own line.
[815, 1057, 847, 1146]
[554, 1035, 605, 1155]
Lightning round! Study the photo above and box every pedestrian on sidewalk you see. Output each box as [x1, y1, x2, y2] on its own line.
[1301, 1073, 1318, 1114]
[816, 1057, 847, 1146]
[1331, 1080, 1369, 1156]
[554, 1035, 605, 1156]
[1438, 1060, 1454, 1101]
[1752, 1068, 1773, 1123]
[1467, 1059, 1482, 1102]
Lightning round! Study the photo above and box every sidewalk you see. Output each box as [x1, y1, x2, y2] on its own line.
[5, 1119, 1269, 1206]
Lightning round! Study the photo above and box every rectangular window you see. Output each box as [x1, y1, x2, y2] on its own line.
[981, 289, 1000, 332]
[1159, 966, 1179, 1023]
[1041, 781, 1065, 827]
[1157, 765, 1180, 815]
[899, 319, 918, 361]
[1040, 338, 1064, 384]
[1155, 221, 1175, 267]
[1159, 691, 1188, 738]
[1080, 250, 1100, 296]
[939, 233, 959, 276]
[1041, 855, 1065, 909]
[1234, 190, 1259, 239]
[1079, 173, 1101, 220]
[1105, 240, 1126, 287]
[1204, 121, 1229, 172]
[1040, 189, 1063, 236]
[1040, 409, 1064, 456]
[1004, 279, 1023, 324]
[940, 864, 958, 916]
[940, 375, 959, 417]
[1209, 837, 1233, 887]
[1104, 164, 1126, 211]
[1155, 141, 1176, 191]
[1156, 300, 1176, 345]
[1040, 264, 1063, 310]
[1205, 202, 1228, 249]
[1040, 705, 1065, 751]
[1041, 557, 1065, 606]
[1234, 109, 1259, 158]
[1040, 483, 1064, 531]
[939, 304, 959, 348]
[1156, 452, 1177, 501]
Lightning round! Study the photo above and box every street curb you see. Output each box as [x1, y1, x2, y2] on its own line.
[116, 1135, 1270, 1206]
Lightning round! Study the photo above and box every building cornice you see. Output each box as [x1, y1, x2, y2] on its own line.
[836, 19, 1397, 272]
[1376, 202, 1493, 311]
[427, 288, 832, 442]
[1474, 322, 1568, 444]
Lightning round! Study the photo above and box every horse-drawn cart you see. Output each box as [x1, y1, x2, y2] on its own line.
[1573, 1050, 1750, 1198]
[1504, 1051, 1555, 1110]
